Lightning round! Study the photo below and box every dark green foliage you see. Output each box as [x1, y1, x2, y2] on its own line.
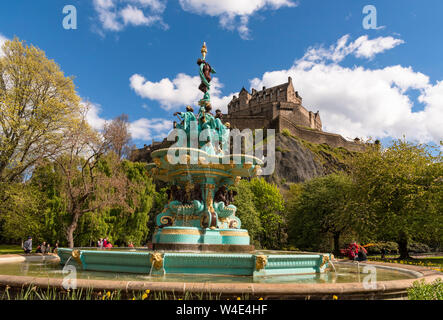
[0, 159, 156, 247]
[350, 139, 443, 258]
[231, 180, 262, 247]
[286, 173, 356, 254]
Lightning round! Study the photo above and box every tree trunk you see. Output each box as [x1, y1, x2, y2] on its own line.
[66, 210, 80, 248]
[398, 233, 410, 259]
[333, 232, 341, 257]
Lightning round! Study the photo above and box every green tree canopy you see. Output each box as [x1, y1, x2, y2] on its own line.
[286, 173, 356, 255]
[0, 37, 82, 183]
[350, 140, 443, 258]
[231, 179, 262, 247]
[248, 178, 286, 249]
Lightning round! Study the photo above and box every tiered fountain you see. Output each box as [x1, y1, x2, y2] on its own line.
[57, 43, 332, 279]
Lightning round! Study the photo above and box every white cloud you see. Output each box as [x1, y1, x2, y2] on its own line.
[351, 35, 404, 59]
[121, 5, 162, 27]
[92, 0, 296, 38]
[178, 0, 297, 39]
[298, 35, 404, 66]
[130, 73, 234, 113]
[84, 102, 172, 142]
[84, 102, 108, 131]
[0, 33, 9, 57]
[93, 0, 168, 32]
[249, 35, 442, 144]
[129, 118, 173, 140]
[93, 0, 122, 31]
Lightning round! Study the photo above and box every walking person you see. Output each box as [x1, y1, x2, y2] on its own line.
[381, 247, 386, 260]
[23, 236, 32, 254]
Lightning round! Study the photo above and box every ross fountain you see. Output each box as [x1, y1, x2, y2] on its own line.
[57, 43, 333, 279]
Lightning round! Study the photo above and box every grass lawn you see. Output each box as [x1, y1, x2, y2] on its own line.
[368, 255, 443, 271]
[0, 244, 23, 255]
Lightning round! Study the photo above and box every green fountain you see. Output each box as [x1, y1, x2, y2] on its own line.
[57, 43, 332, 278]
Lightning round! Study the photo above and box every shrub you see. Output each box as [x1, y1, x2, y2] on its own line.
[366, 242, 399, 255]
[281, 129, 291, 137]
[407, 279, 443, 300]
[408, 242, 431, 253]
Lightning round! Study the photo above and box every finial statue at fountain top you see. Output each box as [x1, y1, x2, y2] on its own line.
[197, 42, 216, 107]
[201, 42, 207, 60]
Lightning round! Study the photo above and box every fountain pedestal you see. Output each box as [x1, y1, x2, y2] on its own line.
[153, 227, 254, 252]
[147, 147, 262, 253]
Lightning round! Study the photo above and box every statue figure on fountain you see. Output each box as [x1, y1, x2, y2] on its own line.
[197, 42, 216, 107]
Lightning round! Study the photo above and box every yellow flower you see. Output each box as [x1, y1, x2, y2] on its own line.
[178, 298, 183, 300]
[107, 291, 111, 298]
[142, 293, 148, 300]
[237, 297, 241, 300]
[145, 289, 150, 294]
[333, 295, 338, 300]
[258, 297, 263, 300]
[132, 297, 136, 300]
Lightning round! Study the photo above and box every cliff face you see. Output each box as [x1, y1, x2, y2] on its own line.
[264, 133, 354, 188]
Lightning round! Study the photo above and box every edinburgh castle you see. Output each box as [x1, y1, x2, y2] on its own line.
[224, 77, 365, 152]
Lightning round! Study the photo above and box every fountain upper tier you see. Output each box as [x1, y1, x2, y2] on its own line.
[147, 147, 263, 185]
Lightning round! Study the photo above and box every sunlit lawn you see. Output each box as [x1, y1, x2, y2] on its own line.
[0, 244, 23, 255]
[368, 255, 443, 271]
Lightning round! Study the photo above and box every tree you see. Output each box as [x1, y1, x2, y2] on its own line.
[49, 113, 134, 248]
[0, 182, 45, 243]
[248, 178, 286, 249]
[231, 180, 262, 247]
[103, 114, 132, 159]
[99, 161, 155, 246]
[0, 37, 81, 183]
[350, 139, 443, 259]
[286, 173, 356, 255]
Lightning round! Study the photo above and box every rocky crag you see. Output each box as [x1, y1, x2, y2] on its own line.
[266, 132, 354, 189]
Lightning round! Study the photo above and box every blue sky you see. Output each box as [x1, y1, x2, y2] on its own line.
[0, 0, 442, 148]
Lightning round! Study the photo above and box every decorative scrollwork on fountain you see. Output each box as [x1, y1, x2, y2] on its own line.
[160, 215, 175, 226]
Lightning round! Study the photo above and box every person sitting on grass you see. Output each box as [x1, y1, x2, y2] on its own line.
[357, 245, 368, 261]
[23, 236, 32, 254]
[52, 241, 59, 253]
[40, 242, 47, 254]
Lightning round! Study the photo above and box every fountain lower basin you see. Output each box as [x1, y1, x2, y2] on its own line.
[57, 248, 332, 278]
